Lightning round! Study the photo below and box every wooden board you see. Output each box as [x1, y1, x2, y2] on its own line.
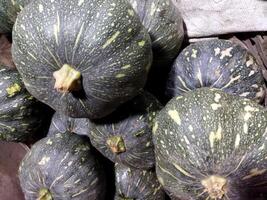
[172, 0, 267, 37]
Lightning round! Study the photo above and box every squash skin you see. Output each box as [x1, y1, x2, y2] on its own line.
[167, 39, 265, 103]
[128, 0, 184, 65]
[0, 0, 30, 33]
[12, 0, 153, 119]
[89, 92, 162, 169]
[0, 66, 42, 142]
[115, 163, 165, 200]
[48, 112, 90, 137]
[153, 88, 267, 200]
[19, 132, 106, 200]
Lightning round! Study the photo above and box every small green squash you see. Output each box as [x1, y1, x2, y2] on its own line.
[153, 88, 267, 200]
[115, 163, 165, 200]
[128, 0, 184, 65]
[167, 39, 265, 103]
[19, 132, 106, 200]
[0, 0, 30, 33]
[0, 65, 42, 142]
[89, 92, 162, 169]
[12, 0, 152, 119]
[48, 112, 90, 136]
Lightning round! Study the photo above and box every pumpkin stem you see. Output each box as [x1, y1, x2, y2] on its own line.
[106, 136, 126, 154]
[53, 64, 81, 93]
[201, 175, 227, 199]
[38, 188, 53, 200]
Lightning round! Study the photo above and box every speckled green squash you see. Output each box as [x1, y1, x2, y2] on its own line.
[19, 132, 106, 200]
[12, 0, 152, 119]
[128, 0, 184, 65]
[0, 0, 30, 33]
[115, 163, 165, 200]
[167, 39, 265, 103]
[0, 65, 42, 142]
[89, 92, 162, 169]
[153, 88, 267, 200]
[48, 112, 90, 137]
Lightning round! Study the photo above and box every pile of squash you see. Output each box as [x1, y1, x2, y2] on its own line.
[1, 0, 267, 199]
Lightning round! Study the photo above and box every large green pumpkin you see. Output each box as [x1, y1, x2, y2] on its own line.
[128, 0, 184, 65]
[167, 39, 265, 103]
[0, 65, 42, 142]
[115, 163, 165, 200]
[153, 88, 267, 199]
[12, 0, 152, 119]
[19, 132, 106, 200]
[0, 0, 30, 33]
[89, 92, 161, 169]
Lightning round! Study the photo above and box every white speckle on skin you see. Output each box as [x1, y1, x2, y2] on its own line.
[122, 64, 131, 69]
[214, 47, 220, 56]
[188, 125, 193, 132]
[243, 123, 248, 134]
[191, 49, 197, 58]
[128, 28, 132, 33]
[211, 103, 222, 110]
[244, 105, 259, 112]
[38, 156, 50, 165]
[128, 9, 135, 16]
[116, 74, 125, 78]
[246, 56, 254, 67]
[46, 139, 53, 145]
[102, 31, 120, 49]
[234, 134, 241, 148]
[39, 4, 43, 12]
[78, 0, 84, 6]
[68, 161, 73, 166]
[220, 47, 233, 59]
[153, 122, 158, 134]
[248, 70, 255, 76]
[138, 40, 146, 47]
[244, 112, 252, 121]
[214, 93, 221, 102]
[168, 110, 181, 125]
[209, 125, 222, 150]
[150, 2, 156, 16]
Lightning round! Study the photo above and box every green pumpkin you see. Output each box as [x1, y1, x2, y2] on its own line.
[19, 132, 106, 200]
[89, 92, 162, 169]
[48, 112, 90, 137]
[0, 0, 30, 33]
[128, 0, 184, 65]
[12, 0, 152, 119]
[115, 163, 165, 200]
[167, 39, 265, 103]
[153, 88, 267, 200]
[0, 65, 42, 142]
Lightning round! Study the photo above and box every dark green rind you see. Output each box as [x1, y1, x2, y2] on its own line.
[167, 39, 265, 103]
[153, 88, 267, 200]
[115, 163, 165, 200]
[128, 0, 184, 65]
[48, 112, 90, 137]
[19, 132, 106, 200]
[89, 92, 162, 169]
[0, 66, 42, 142]
[0, 0, 31, 33]
[12, 0, 153, 119]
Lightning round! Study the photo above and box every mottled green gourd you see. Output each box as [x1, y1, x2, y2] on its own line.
[0, 0, 31, 33]
[167, 39, 265, 103]
[89, 92, 162, 169]
[115, 163, 165, 200]
[153, 88, 267, 200]
[48, 112, 90, 137]
[128, 0, 184, 65]
[0, 65, 42, 142]
[12, 0, 152, 119]
[19, 132, 106, 200]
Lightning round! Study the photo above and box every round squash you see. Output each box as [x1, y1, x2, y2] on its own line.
[48, 112, 90, 136]
[12, 0, 152, 119]
[89, 92, 162, 169]
[0, 65, 42, 142]
[128, 0, 184, 65]
[167, 39, 265, 103]
[0, 0, 30, 33]
[153, 88, 267, 200]
[115, 163, 165, 200]
[19, 132, 106, 200]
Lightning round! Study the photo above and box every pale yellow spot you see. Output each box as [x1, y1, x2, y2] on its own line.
[128, 9, 135, 16]
[214, 47, 220, 56]
[240, 92, 250, 97]
[115, 74, 125, 78]
[211, 103, 222, 110]
[244, 112, 252, 121]
[107, 13, 113, 16]
[78, 0, 84, 6]
[138, 40, 146, 47]
[220, 47, 233, 59]
[6, 83, 21, 97]
[39, 4, 44, 12]
[214, 93, 221, 102]
[209, 125, 222, 150]
[38, 156, 50, 165]
[128, 28, 132, 33]
[150, 2, 156, 16]
[234, 134, 241, 148]
[244, 105, 259, 112]
[168, 110, 181, 125]
[46, 139, 53, 145]
[243, 123, 248, 134]
[176, 96, 183, 100]
[191, 49, 197, 58]
[152, 122, 158, 134]
[246, 56, 254, 67]
[248, 70, 255, 76]
[122, 64, 131, 69]
[102, 31, 120, 49]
